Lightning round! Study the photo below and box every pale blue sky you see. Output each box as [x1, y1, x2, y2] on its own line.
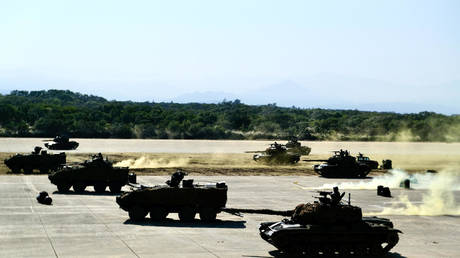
[0, 0, 459, 113]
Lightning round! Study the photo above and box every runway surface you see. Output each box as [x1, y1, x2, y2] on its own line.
[0, 175, 458, 257]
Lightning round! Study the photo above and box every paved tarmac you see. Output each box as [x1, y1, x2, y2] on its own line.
[0, 175, 459, 257]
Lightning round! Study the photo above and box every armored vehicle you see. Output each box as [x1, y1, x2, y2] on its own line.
[116, 170, 228, 222]
[4, 146, 66, 174]
[48, 153, 131, 193]
[356, 153, 379, 169]
[304, 149, 371, 178]
[285, 137, 311, 156]
[259, 187, 401, 257]
[250, 142, 301, 164]
[44, 135, 79, 150]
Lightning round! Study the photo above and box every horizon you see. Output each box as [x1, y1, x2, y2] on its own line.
[1, 1, 459, 114]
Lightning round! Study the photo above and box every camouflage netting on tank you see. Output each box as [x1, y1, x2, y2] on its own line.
[291, 202, 362, 225]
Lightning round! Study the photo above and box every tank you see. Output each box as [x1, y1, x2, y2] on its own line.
[356, 153, 379, 169]
[116, 170, 228, 222]
[285, 137, 312, 156]
[304, 150, 371, 178]
[259, 187, 401, 257]
[250, 142, 301, 164]
[43, 135, 79, 150]
[4, 146, 66, 174]
[48, 153, 132, 193]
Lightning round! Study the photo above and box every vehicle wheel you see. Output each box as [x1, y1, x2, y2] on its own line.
[370, 244, 384, 256]
[94, 183, 106, 193]
[109, 183, 122, 193]
[11, 167, 21, 173]
[128, 206, 148, 221]
[73, 183, 86, 193]
[23, 167, 33, 174]
[179, 207, 196, 222]
[57, 184, 71, 193]
[39, 168, 49, 174]
[199, 207, 217, 222]
[150, 206, 169, 221]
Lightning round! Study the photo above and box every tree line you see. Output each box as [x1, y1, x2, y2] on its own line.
[0, 90, 459, 142]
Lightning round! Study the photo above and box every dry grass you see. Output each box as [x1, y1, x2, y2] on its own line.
[2, 152, 457, 176]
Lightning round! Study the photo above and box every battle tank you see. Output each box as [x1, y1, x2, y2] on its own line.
[48, 153, 132, 193]
[304, 149, 371, 178]
[356, 153, 379, 169]
[249, 142, 301, 164]
[4, 146, 66, 174]
[43, 135, 79, 150]
[285, 137, 312, 156]
[116, 170, 228, 222]
[259, 187, 401, 256]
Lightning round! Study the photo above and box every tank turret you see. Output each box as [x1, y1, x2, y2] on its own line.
[259, 187, 401, 256]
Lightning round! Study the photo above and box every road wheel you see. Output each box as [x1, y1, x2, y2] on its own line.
[199, 207, 217, 222]
[109, 183, 122, 193]
[57, 184, 71, 193]
[128, 206, 148, 221]
[150, 207, 169, 221]
[94, 183, 106, 193]
[179, 207, 196, 222]
[11, 167, 21, 173]
[23, 167, 33, 174]
[73, 183, 86, 193]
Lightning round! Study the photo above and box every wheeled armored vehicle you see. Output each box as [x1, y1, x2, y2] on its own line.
[259, 187, 401, 256]
[4, 146, 66, 174]
[48, 153, 131, 193]
[305, 149, 371, 178]
[116, 170, 228, 222]
[44, 135, 79, 150]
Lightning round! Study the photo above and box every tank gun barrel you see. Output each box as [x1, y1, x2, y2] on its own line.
[222, 208, 293, 217]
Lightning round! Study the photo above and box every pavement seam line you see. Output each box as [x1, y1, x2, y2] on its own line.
[84, 198, 140, 258]
[24, 176, 59, 258]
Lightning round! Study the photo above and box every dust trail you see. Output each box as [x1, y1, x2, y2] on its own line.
[370, 168, 460, 216]
[114, 156, 189, 168]
[313, 169, 456, 190]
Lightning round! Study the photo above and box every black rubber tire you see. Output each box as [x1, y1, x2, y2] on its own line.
[94, 183, 107, 193]
[23, 167, 33, 174]
[109, 183, 122, 193]
[73, 183, 86, 193]
[150, 207, 169, 221]
[57, 184, 71, 193]
[178, 207, 196, 222]
[199, 207, 217, 222]
[128, 206, 148, 221]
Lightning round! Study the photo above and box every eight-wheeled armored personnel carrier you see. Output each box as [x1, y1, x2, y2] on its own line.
[259, 187, 401, 257]
[44, 135, 79, 150]
[304, 149, 371, 178]
[116, 170, 228, 222]
[356, 153, 379, 169]
[250, 142, 301, 164]
[48, 153, 131, 193]
[4, 146, 66, 174]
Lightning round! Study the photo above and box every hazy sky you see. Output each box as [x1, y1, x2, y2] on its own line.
[0, 1, 459, 112]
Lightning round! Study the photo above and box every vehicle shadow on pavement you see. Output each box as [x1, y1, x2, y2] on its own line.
[123, 218, 246, 228]
[52, 191, 121, 196]
[267, 250, 406, 258]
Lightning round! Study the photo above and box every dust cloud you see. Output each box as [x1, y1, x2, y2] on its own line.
[114, 156, 189, 168]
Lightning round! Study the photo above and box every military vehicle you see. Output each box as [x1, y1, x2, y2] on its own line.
[356, 153, 379, 169]
[44, 135, 79, 150]
[304, 149, 371, 178]
[48, 153, 131, 193]
[249, 142, 301, 164]
[116, 170, 228, 222]
[259, 187, 401, 256]
[4, 146, 66, 174]
[285, 137, 311, 156]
